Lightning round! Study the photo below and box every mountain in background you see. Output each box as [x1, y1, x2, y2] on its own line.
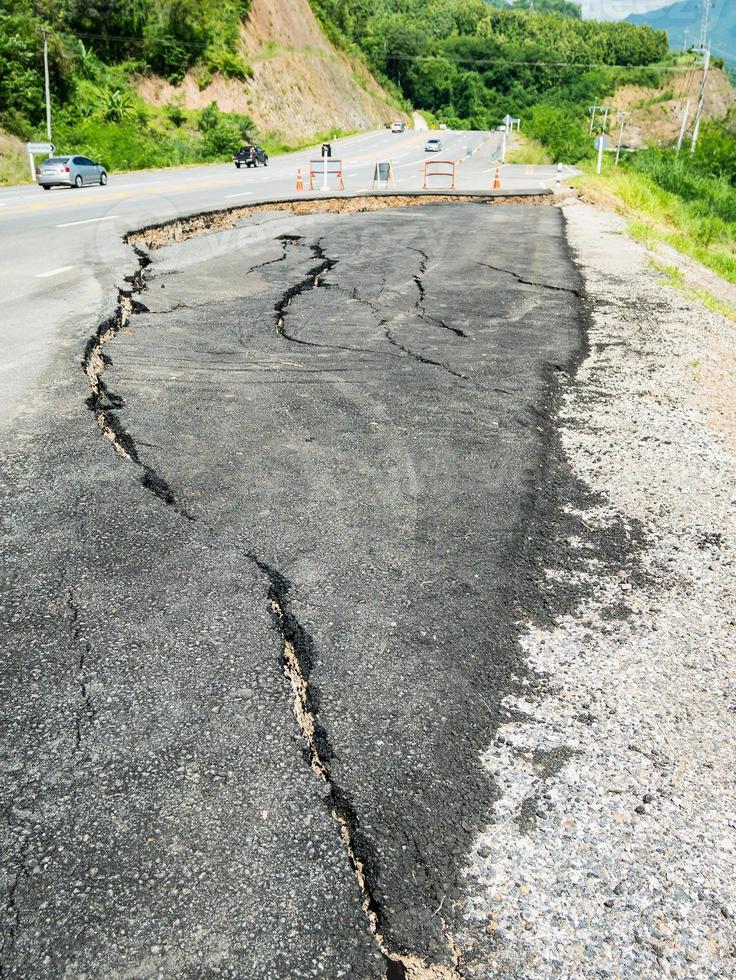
[626, 0, 736, 65]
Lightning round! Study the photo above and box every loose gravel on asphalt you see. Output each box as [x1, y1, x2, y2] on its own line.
[452, 201, 736, 979]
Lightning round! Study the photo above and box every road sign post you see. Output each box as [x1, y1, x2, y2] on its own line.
[321, 142, 331, 190]
[501, 114, 514, 163]
[594, 134, 608, 175]
[26, 141, 55, 180]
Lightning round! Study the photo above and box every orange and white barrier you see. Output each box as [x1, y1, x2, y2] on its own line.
[309, 158, 344, 191]
[423, 159, 456, 190]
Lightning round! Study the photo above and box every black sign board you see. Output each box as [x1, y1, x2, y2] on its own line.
[372, 161, 392, 185]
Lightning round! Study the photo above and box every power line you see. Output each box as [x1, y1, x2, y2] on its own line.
[57, 28, 218, 51]
[353, 55, 694, 71]
[55, 28, 697, 72]
[709, 44, 736, 66]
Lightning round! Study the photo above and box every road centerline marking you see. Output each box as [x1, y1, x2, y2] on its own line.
[56, 215, 118, 228]
[34, 265, 75, 279]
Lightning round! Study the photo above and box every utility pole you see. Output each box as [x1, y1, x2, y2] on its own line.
[698, 0, 713, 52]
[691, 47, 710, 155]
[614, 111, 630, 165]
[43, 29, 52, 140]
[589, 104, 613, 135]
[596, 133, 605, 175]
[676, 99, 691, 155]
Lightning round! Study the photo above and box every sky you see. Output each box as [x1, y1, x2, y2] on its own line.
[581, 0, 677, 19]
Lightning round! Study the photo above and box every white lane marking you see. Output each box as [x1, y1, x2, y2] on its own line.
[56, 214, 118, 228]
[225, 191, 255, 199]
[34, 265, 75, 279]
[0, 194, 38, 204]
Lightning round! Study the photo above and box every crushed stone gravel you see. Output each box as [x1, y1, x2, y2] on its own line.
[451, 201, 736, 979]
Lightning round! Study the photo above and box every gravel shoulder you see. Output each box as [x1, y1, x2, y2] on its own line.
[452, 201, 736, 978]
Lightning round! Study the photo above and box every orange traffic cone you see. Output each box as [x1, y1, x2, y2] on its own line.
[296, 167, 304, 192]
[493, 165, 501, 189]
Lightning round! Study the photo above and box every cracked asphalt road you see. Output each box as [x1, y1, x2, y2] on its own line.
[1, 202, 591, 977]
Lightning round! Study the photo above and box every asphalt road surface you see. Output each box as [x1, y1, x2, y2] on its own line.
[0, 127, 570, 426]
[1, 200, 590, 976]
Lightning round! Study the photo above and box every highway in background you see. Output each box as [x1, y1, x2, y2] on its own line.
[0, 126, 566, 425]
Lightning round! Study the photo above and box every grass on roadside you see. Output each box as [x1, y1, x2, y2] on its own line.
[260, 128, 359, 157]
[0, 152, 31, 185]
[650, 260, 736, 322]
[506, 135, 553, 165]
[573, 158, 736, 286]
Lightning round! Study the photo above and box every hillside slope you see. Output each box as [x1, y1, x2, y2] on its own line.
[611, 65, 734, 148]
[0, 129, 29, 185]
[138, 0, 406, 143]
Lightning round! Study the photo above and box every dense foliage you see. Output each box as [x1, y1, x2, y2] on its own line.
[0, 0, 257, 170]
[628, 122, 736, 226]
[310, 0, 669, 159]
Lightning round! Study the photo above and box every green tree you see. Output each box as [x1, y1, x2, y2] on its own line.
[94, 87, 135, 122]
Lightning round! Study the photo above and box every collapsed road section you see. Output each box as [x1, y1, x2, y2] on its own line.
[0, 197, 639, 977]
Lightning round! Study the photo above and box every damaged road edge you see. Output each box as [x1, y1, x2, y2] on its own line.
[81, 246, 194, 519]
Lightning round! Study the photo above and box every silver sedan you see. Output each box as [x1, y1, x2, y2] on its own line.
[36, 155, 108, 190]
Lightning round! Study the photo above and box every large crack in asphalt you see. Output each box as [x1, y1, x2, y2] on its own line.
[410, 246, 467, 340]
[266, 241, 473, 390]
[246, 233, 303, 277]
[81, 226, 464, 979]
[384, 327, 469, 383]
[248, 557, 462, 980]
[126, 194, 555, 253]
[273, 237, 337, 339]
[66, 591, 96, 754]
[478, 259, 587, 298]
[81, 247, 194, 520]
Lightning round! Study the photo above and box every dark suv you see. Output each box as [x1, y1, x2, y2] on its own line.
[233, 145, 269, 168]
